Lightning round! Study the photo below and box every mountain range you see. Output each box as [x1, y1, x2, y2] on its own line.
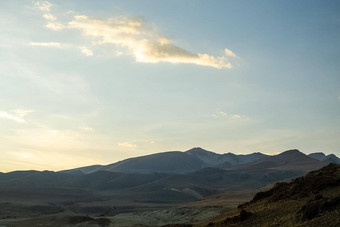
[1, 148, 339, 226]
[60, 147, 340, 175]
[1, 148, 339, 205]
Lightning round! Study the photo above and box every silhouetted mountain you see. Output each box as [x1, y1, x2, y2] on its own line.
[60, 148, 339, 176]
[100, 151, 208, 174]
[308, 152, 327, 161]
[2, 148, 339, 206]
[309, 152, 340, 164]
[325, 154, 340, 164]
[186, 147, 224, 165]
[60, 165, 103, 175]
[186, 147, 269, 166]
[234, 149, 325, 172]
[223, 152, 269, 166]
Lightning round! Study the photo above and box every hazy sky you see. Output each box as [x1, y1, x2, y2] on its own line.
[1, 0, 340, 172]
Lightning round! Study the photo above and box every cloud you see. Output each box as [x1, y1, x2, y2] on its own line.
[224, 48, 236, 57]
[0, 112, 24, 123]
[46, 22, 65, 30]
[43, 13, 56, 21]
[32, 2, 237, 69]
[79, 126, 94, 132]
[0, 109, 33, 123]
[29, 42, 93, 56]
[29, 42, 62, 47]
[33, 1, 52, 12]
[34, 1, 59, 24]
[231, 114, 247, 119]
[118, 142, 137, 148]
[212, 110, 250, 121]
[68, 15, 234, 69]
[34, 1, 64, 30]
[212, 110, 227, 118]
[80, 46, 93, 56]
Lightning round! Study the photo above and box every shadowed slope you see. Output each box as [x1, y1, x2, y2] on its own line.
[100, 151, 208, 174]
[198, 164, 340, 227]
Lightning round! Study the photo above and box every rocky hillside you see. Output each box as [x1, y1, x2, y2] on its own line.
[198, 164, 340, 227]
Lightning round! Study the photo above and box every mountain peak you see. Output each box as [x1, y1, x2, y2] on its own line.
[308, 152, 326, 161]
[279, 149, 304, 156]
[265, 149, 310, 164]
[310, 152, 326, 155]
[325, 154, 340, 164]
[186, 147, 213, 154]
[327, 154, 337, 158]
[308, 153, 340, 164]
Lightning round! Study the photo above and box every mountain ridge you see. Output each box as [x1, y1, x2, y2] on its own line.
[1, 149, 339, 226]
[1, 148, 337, 205]
[60, 148, 340, 175]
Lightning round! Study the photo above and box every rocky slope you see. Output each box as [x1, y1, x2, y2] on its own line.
[198, 163, 340, 227]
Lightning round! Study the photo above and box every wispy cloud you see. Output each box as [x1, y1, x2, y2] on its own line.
[34, 1, 65, 30]
[0, 109, 34, 123]
[33, 1, 52, 12]
[224, 49, 236, 57]
[46, 22, 65, 31]
[79, 126, 94, 132]
[212, 110, 249, 121]
[212, 110, 227, 118]
[43, 13, 56, 21]
[118, 142, 137, 148]
[29, 42, 93, 57]
[32, 1, 237, 69]
[29, 42, 62, 47]
[79, 46, 93, 56]
[231, 114, 248, 119]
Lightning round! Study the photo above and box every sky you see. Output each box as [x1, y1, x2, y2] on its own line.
[1, 0, 340, 172]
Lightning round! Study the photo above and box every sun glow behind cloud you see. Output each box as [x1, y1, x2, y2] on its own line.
[32, 1, 237, 69]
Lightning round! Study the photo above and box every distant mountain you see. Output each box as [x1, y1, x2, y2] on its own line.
[308, 152, 327, 160]
[186, 147, 269, 166]
[234, 149, 326, 172]
[266, 149, 323, 169]
[61, 148, 340, 175]
[325, 154, 340, 164]
[186, 147, 224, 165]
[222, 152, 269, 166]
[309, 152, 340, 164]
[100, 151, 208, 174]
[1, 148, 339, 206]
[60, 164, 103, 175]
